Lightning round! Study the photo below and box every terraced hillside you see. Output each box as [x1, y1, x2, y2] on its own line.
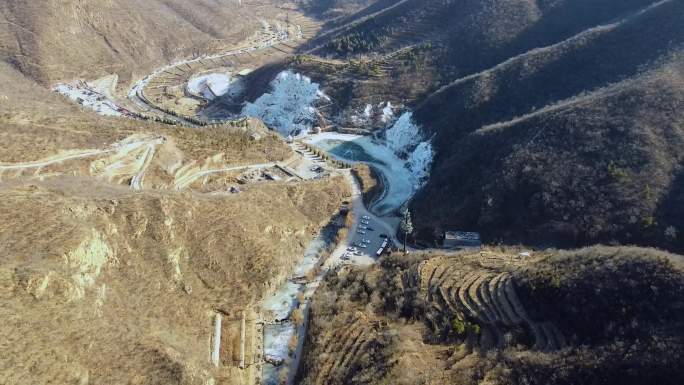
[298, 247, 684, 385]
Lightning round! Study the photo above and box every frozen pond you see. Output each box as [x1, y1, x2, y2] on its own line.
[305, 132, 417, 216]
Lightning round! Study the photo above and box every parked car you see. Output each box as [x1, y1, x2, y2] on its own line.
[379, 234, 388, 238]
[353, 251, 362, 256]
[357, 230, 366, 235]
[366, 227, 375, 232]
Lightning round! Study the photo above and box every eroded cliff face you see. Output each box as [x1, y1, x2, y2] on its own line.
[0, 175, 349, 385]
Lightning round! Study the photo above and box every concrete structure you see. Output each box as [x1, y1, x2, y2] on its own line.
[211, 313, 222, 367]
[239, 311, 246, 369]
[444, 231, 482, 249]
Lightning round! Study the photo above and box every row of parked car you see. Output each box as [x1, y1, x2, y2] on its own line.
[357, 215, 374, 235]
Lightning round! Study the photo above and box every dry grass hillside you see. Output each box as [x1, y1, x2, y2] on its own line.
[0, 2, 354, 383]
[0, 0, 287, 85]
[0, 174, 348, 385]
[351, 163, 381, 207]
[297, 247, 684, 385]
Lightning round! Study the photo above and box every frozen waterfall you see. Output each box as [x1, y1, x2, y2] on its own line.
[407, 141, 434, 187]
[242, 71, 328, 137]
[385, 112, 422, 156]
[385, 112, 434, 185]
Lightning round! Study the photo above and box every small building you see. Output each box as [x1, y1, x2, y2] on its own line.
[443, 231, 482, 250]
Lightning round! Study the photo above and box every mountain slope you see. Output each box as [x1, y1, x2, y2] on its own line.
[409, 0, 684, 250]
[0, 0, 272, 85]
[297, 247, 684, 385]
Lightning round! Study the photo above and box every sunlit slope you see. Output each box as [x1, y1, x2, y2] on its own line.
[0, 0, 274, 84]
[0, 175, 348, 385]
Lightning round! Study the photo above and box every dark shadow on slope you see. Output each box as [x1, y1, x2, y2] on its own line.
[654, 163, 684, 252]
[415, 0, 684, 146]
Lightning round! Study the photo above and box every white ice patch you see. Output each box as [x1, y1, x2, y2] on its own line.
[364, 104, 373, 118]
[381, 102, 395, 124]
[263, 323, 296, 362]
[385, 112, 434, 187]
[242, 71, 328, 137]
[187, 73, 232, 100]
[407, 141, 434, 187]
[385, 112, 422, 156]
[261, 281, 301, 321]
[53, 82, 122, 117]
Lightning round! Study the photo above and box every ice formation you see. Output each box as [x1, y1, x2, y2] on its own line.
[385, 112, 435, 186]
[364, 104, 373, 118]
[407, 141, 434, 187]
[381, 102, 395, 124]
[187, 73, 232, 100]
[242, 71, 328, 137]
[385, 112, 422, 156]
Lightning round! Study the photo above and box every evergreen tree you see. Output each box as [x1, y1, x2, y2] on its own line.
[400, 207, 413, 253]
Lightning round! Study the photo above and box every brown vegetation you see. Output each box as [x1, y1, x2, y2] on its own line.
[351, 163, 382, 208]
[298, 247, 684, 385]
[0, 0, 284, 85]
[0, 174, 348, 385]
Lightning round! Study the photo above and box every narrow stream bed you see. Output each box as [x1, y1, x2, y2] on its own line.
[260, 222, 339, 385]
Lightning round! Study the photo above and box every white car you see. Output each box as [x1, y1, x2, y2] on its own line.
[362, 215, 370, 219]
[359, 226, 368, 230]
[357, 230, 366, 235]
[353, 251, 362, 256]
[362, 239, 371, 244]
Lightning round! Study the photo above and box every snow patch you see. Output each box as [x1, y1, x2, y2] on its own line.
[242, 71, 328, 137]
[187, 73, 232, 100]
[54, 82, 123, 117]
